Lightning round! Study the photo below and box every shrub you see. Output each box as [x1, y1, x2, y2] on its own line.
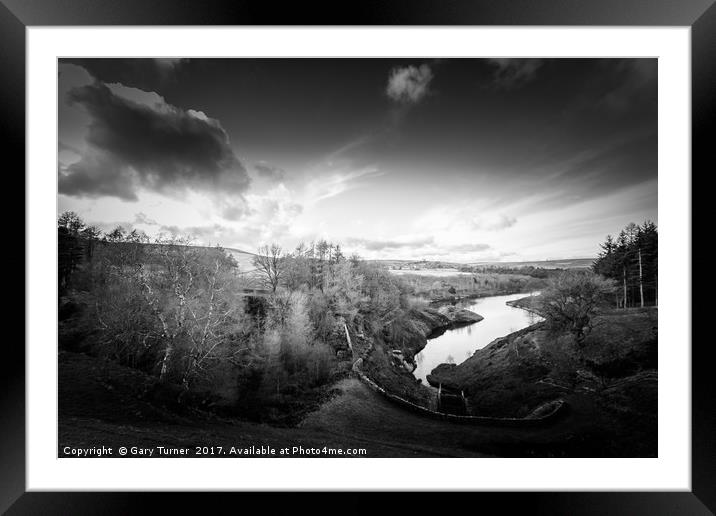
[539, 270, 616, 345]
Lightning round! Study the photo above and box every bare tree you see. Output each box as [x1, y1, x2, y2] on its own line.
[181, 257, 243, 389]
[137, 238, 243, 386]
[539, 270, 616, 345]
[139, 238, 196, 381]
[253, 244, 284, 292]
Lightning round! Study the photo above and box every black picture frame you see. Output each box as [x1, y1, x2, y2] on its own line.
[3, 1, 711, 513]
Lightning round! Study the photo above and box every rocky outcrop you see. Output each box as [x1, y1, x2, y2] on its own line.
[437, 305, 484, 325]
[426, 363, 458, 389]
[405, 305, 483, 339]
[408, 307, 452, 338]
[397, 306, 483, 359]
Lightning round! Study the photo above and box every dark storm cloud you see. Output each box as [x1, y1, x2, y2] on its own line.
[59, 81, 250, 202]
[62, 58, 187, 92]
[347, 236, 434, 251]
[60, 156, 137, 200]
[254, 162, 286, 181]
[488, 59, 543, 89]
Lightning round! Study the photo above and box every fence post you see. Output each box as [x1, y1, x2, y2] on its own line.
[344, 323, 353, 353]
[437, 383, 442, 412]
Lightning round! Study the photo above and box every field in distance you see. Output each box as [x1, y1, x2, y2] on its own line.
[472, 258, 595, 269]
[376, 257, 594, 276]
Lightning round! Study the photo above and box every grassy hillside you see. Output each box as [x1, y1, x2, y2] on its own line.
[426, 305, 657, 456]
[223, 247, 257, 272]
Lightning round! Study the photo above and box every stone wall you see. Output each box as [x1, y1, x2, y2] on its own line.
[351, 356, 567, 427]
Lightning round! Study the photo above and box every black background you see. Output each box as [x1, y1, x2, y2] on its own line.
[2, 0, 712, 513]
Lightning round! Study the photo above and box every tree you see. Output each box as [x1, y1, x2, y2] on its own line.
[81, 225, 102, 261]
[105, 226, 126, 243]
[58, 211, 85, 234]
[136, 238, 243, 386]
[253, 244, 284, 292]
[179, 253, 244, 389]
[593, 221, 658, 307]
[283, 243, 313, 291]
[58, 212, 87, 292]
[539, 270, 616, 345]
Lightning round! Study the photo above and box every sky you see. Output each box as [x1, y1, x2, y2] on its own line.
[57, 58, 657, 263]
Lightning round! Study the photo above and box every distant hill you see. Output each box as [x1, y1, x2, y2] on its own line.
[223, 247, 257, 273]
[471, 258, 595, 270]
[207, 245, 594, 274]
[372, 257, 595, 272]
[173, 244, 257, 273]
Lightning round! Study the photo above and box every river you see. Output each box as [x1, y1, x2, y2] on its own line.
[412, 292, 543, 384]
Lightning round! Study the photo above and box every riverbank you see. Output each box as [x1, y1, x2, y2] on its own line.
[353, 301, 487, 409]
[505, 293, 543, 314]
[424, 304, 658, 456]
[414, 291, 540, 384]
[427, 288, 539, 306]
[57, 300, 658, 457]
[384, 304, 485, 361]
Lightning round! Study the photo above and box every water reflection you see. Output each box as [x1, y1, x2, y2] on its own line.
[412, 292, 542, 384]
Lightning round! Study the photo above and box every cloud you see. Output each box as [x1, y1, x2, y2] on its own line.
[444, 243, 491, 253]
[543, 131, 657, 193]
[598, 59, 657, 112]
[158, 223, 234, 241]
[242, 183, 304, 244]
[59, 76, 250, 217]
[343, 236, 492, 260]
[160, 188, 303, 249]
[134, 212, 158, 225]
[254, 162, 286, 181]
[304, 167, 383, 203]
[488, 59, 543, 89]
[59, 155, 137, 200]
[58, 141, 80, 155]
[154, 58, 187, 74]
[471, 214, 517, 231]
[386, 64, 433, 104]
[425, 243, 493, 258]
[346, 236, 434, 251]
[71, 181, 307, 251]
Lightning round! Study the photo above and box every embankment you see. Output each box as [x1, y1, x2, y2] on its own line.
[421, 307, 658, 455]
[350, 303, 568, 427]
[352, 357, 566, 426]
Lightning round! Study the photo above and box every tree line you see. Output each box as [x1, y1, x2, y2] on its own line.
[57, 212, 424, 420]
[592, 221, 658, 308]
[58, 210, 658, 417]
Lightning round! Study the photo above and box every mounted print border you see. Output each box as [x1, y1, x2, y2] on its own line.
[3, 0, 712, 513]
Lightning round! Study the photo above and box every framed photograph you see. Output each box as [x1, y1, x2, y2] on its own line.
[5, 0, 711, 512]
